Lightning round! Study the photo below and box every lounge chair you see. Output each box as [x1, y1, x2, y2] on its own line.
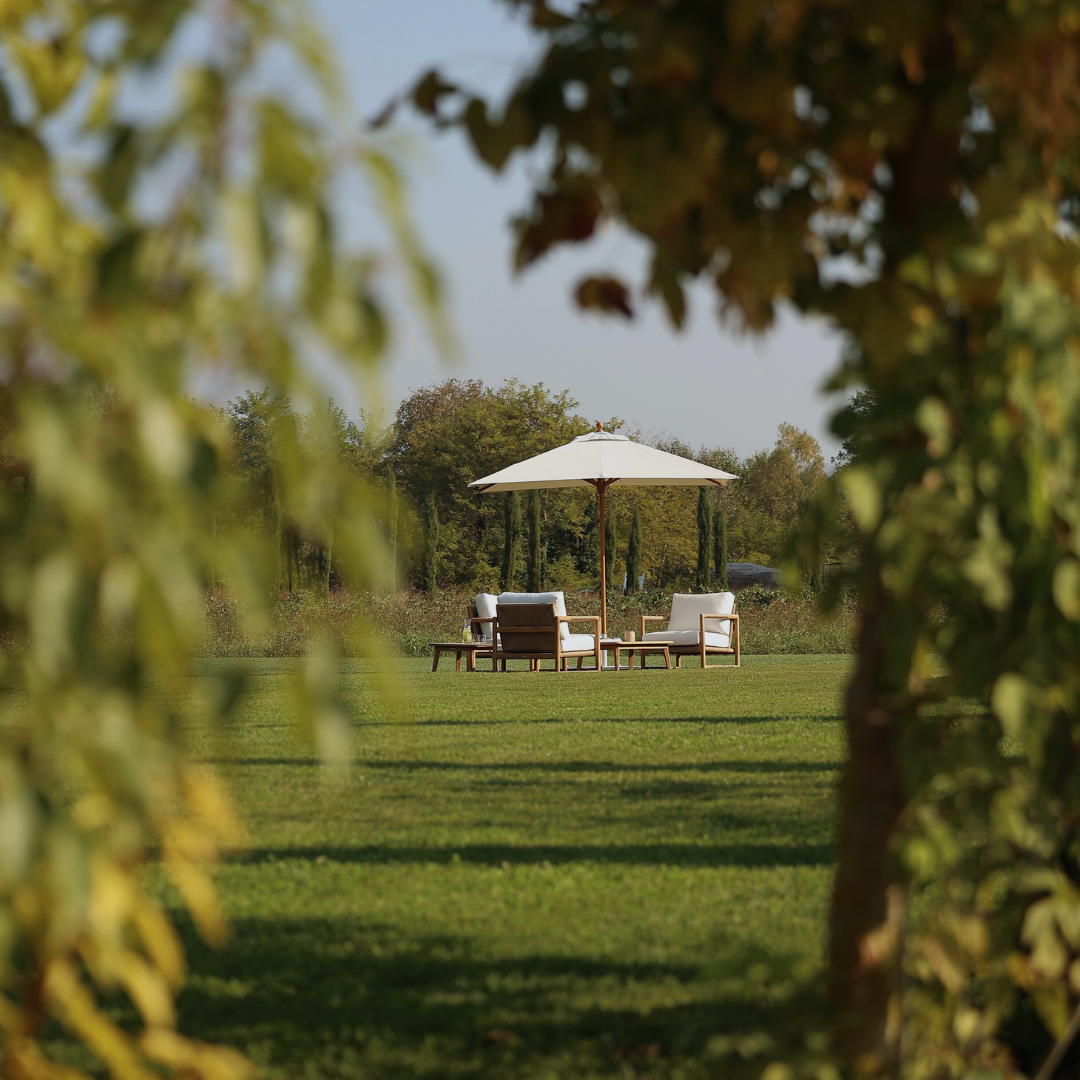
[640, 592, 740, 668]
[493, 601, 602, 671]
[472, 590, 610, 670]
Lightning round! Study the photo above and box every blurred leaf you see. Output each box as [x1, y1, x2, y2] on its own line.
[574, 274, 634, 318]
[0, 3, 437, 1078]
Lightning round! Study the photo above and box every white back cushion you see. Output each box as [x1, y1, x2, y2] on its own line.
[474, 593, 498, 642]
[668, 592, 736, 646]
[498, 591, 569, 640]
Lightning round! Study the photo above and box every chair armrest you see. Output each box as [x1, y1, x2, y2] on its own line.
[701, 613, 739, 647]
[557, 615, 601, 629]
[640, 613, 668, 638]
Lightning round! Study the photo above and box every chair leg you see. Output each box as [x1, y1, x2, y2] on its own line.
[576, 657, 583, 670]
[675, 654, 682, 669]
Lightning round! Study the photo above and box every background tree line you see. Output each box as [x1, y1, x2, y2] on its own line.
[220, 378, 858, 595]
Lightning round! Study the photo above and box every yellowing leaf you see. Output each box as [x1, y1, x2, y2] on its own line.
[991, 673, 1028, 739]
[1052, 558, 1080, 620]
[117, 951, 176, 1028]
[9, 34, 85, 116]
[839, 467, 882, 534]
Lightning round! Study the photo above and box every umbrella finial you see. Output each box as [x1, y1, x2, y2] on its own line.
[596, 421, 603, 431]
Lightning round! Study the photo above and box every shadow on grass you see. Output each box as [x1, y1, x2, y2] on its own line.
[207, 757, 843, 773]
[175, 915, 828, 1080]
[233, 840, 833, 868]
[358, 713, 843, 728]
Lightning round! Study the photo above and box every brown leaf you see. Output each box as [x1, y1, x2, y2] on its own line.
[574, 275, 634, 318]
[412, 70, 456, 117]
[516, 188, 603, 268]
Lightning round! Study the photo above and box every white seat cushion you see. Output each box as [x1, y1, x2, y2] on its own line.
[667, 592, 736, 648]
[562, 634, 599, 653]
[497, 591, 570, 640]
[642, 629, 731, 650]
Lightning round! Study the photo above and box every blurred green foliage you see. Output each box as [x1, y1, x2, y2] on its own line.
[413, 0, 1080, 1075]
[0, 1, 442, 1077]
[216, 391, 401, 596]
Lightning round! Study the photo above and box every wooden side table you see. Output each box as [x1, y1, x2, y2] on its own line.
[609, 640, 674, 671]
[430, 642, 488, 672]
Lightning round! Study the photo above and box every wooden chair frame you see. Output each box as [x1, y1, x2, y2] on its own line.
[493, 604, 602, 672]
[467, 603, 495, 667]
[640, 609, 741, 668]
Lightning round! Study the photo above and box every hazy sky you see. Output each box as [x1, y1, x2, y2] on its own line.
[312, 0, 847, 459]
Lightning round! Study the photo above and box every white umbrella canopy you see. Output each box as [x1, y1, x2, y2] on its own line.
[469, 425, 738, 635]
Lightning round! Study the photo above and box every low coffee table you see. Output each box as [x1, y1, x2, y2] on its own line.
[430, 641, 488, 672]
[609, 640, 673, 671]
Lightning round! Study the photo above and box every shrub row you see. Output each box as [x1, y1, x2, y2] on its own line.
[201, 586, 858, 658]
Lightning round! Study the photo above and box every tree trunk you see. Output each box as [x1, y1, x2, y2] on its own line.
[827, 75, 958, 1070]
[829, 557, 908, 1075]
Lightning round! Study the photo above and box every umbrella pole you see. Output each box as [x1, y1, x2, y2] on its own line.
[598, 481, 607, 638]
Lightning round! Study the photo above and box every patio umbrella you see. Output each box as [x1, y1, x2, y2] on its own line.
[469, 424, 738, 636]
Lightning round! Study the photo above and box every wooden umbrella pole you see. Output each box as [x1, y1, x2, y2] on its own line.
[599, 480, 607, 637]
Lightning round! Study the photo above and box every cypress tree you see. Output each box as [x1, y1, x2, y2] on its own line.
[526, 489, 542, 591]
[696, 486, 712, 592]
[605, 512, 617, 590]
[501, 491, 521, 590]
[321, 531, 333, 598]
[423, 491, 439, 592]
[714, 502, 728, 590]
[625, 505, 642, 594]
[385, 465, 398, 591]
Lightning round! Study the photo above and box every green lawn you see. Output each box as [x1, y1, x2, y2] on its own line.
[173, 655, 850, 1080]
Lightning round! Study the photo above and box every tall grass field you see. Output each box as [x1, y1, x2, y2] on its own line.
[202, 586, 858, 659]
